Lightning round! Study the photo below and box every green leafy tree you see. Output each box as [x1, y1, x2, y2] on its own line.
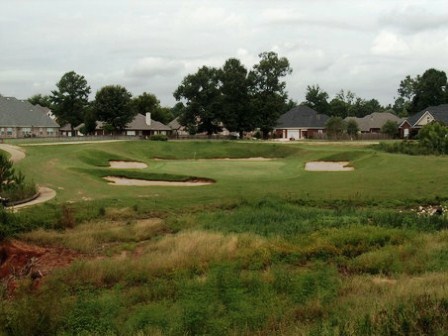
[218, 58, 254, 138]
[411, 69, 448, 113]
[346, 119, 359, 138]
[93, 85, 135, 133]
[304, 85, 330, 114]
[154, 107, 174, 125]
[80, 106, 97, 135]
[248, 51, 292, 138]
[381, 120, 399, 138]
[50, 71, 91, 128]
[326, 117, 346, 139]
[418, 122, 448, 154]
[174, 66, 222, 136]
[131, 92, 160, 116]
[28, 94, 53, 109]
[328, 98, 348, 118]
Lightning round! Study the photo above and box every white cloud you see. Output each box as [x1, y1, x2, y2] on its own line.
[371, 31, 410, 56]
[126, 58, 185, 78]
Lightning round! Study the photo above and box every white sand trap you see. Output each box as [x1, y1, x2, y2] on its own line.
[305, 161, 354, 171]
[109, 161, 148, 169]
[104, 176, 214, 186]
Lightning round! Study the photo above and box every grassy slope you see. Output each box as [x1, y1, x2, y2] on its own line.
[3, 140, 448, 335]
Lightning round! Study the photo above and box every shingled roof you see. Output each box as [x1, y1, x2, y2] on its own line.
[276, 105, 329, 128]
[406, 104, 448, 127]
[75, 114, 171, 131]
[0, 96, 59, 127]
[126, 114, 171, 131]
[345, 112, 402, 132]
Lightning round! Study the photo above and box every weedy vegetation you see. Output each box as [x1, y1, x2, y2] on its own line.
[2, 140, 448, 335]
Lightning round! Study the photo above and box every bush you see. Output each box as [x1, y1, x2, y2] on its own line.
[149, 134, 168, 141]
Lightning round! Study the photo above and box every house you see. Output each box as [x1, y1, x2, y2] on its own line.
[0, 96, 59, 138]
[168, 117, 189, 137]
[75, 113, 172, 137]
[399, 104, 448, 138]
[345, 112, 402, 133]
[274, 105, 329, 140]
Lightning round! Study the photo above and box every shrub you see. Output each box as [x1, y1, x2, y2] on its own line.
[149, 134, 168, 141]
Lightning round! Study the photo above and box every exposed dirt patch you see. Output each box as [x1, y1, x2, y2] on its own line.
[109, 160, 148, 169]
[305, 161, 354, 171]
[104, 176, 214, 186]
[0, 240, 82, 295]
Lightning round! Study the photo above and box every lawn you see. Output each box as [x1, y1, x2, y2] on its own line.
[2, 140, 448, 335]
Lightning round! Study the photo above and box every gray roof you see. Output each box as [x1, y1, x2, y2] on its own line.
[0, 96, 59, 128]
[345, 112, 402, 132]
[276, 105, 329, 128]
[168, 117, 182, 130]
[75, 114, 171, 131]
[406, 104, 448, 127]
[126, 114, 171, 131]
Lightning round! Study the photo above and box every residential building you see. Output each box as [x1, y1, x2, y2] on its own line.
[274, 105, 329, 140]
[0, 96, 59, 138]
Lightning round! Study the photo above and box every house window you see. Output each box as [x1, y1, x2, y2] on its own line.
[126, 131, 136, 136]
[47, 128, 54, 135]
[0, 128, 4, 136]
[7, 128, 13, 136]
[318, 129, 323, 134]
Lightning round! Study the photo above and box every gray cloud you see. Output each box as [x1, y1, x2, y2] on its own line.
[1, 0, 447, 107]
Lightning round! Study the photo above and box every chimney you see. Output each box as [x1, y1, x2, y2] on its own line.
[146, 112, 151, 126]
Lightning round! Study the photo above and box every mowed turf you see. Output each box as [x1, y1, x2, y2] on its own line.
[14, 140, 448, 207]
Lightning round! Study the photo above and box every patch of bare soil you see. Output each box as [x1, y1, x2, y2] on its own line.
[109, 161, 148, 169]
[305, 161, 354, 171]
[0, 240, 82, 296]
[104, 176, 214, 186]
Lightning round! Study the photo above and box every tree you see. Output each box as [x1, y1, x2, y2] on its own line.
[411, 68, 447, 113]
[28, 94, 52, 109]
[248, 51, 292, 138]
[218, 58, 254, 138]
[325, 117, 346, 139]
[381, 120, 399, 138]
[154, 107, 174, 125]
[304, 85, 330, 114]
[346, 119, 359, 138]
[174, 66, 222, 136]
[80, 105, 97, 135]
[93, 85, 135, 133]
[131, 92, 160, 116]
[328, 98, 348, 118]
[418, 122, 448, 154]
[50, 71, 91, 128]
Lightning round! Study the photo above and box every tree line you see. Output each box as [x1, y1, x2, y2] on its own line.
[27, 57, 448, 137]
[28, 73, 178, 135]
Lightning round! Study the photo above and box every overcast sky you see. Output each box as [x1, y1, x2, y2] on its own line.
[1, 0, 447, 107]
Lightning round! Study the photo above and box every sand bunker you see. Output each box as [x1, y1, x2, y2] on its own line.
[305, 161, 354, 171]
[109, 161, 148, 169]
[104, 176, 214, 186]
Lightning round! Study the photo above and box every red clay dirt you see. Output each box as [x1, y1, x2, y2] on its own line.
[0, 240, 82, 295]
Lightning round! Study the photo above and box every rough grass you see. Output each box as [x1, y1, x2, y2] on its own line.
[4, 141, 448, 335]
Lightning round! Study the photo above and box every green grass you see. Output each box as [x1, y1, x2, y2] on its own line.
[4, 140, 448, 335]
